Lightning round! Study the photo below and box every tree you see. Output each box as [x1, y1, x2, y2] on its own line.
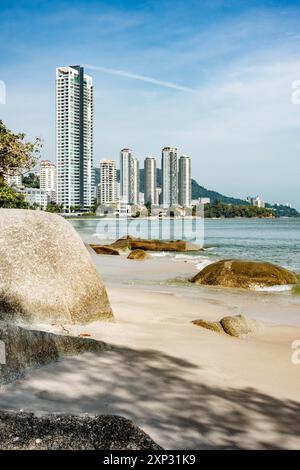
[0, 185, 29, 208]
[46, 203, 63, 213]
[22, 172, 40, 188]
[0, 120, 41, 186]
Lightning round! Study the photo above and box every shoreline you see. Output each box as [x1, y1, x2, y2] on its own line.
[0, 223, 300, 449]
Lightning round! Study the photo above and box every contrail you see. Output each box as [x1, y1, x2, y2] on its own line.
[84, 65, 194, 93]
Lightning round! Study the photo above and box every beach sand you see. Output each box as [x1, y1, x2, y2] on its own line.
[0, 253, 300, 449]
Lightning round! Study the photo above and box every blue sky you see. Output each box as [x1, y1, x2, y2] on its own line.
[1, 0, 300, 208]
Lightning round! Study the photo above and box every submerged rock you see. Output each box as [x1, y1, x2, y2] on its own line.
[0, 411, 161, 450]
[192, 319, 224, 333]
[191, 259, 298, 289]
[0, 209, 113, 324]
[0, 321, 110, 384]
[90, 245, 120, 255]
[127, 249, 151, 260]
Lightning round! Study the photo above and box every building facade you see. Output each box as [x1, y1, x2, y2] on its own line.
[161, 147, 178, 207]
[98, 159, 116, 204]
[24, 188, 49, 210]
[144, 156, 156, 205]
[40, 160, 56, 202]
[178, 155, 192, 207]
[4, 173, 22, 188]
[56, 65, 93, 212]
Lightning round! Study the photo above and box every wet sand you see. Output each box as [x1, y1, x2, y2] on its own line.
[0, 253, 300, 449]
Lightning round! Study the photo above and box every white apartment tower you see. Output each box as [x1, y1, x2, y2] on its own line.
[40, 160, 56, 202]
[99, 159, 116, 204]
[161, 147, 178, 207]
[120, 149, 139, 204]
[178, 155, 192, 207]
[144, 156, 156, 205]
[130, 157, 139, 205]
[56, 65, 93, 212]
[120, 148, 132, 203]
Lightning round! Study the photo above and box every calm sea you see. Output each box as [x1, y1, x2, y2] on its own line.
[70, 217, 300, 275]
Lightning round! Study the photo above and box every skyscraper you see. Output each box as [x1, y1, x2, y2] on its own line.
[144, 156, 156, 205]
[120, 149, 139, 204]
[161, 147, 178, 207]
[56, 65, 93, 212]
[99, 159, 116, 204]
[178, 155, 192, 207]
[40, 160, 56, 202]
[120, 148, 132, 203]
[130, 157, 139, 205]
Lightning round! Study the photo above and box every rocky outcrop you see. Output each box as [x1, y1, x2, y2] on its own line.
[0, 321, 110, 384]
[127, 249, 151, 260]
[130, 239, 201, 252]
[0, 209, 113, 324]
[0, 412, 161, 450]
[192, 319, 224, 333]
[191, 259, 298, 289]
[90, 245, 120, 255]
[110, 236, 201, 252]
[192, 314, 263, 338]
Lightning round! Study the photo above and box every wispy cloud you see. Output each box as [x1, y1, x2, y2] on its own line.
[85, 65, 195, 93]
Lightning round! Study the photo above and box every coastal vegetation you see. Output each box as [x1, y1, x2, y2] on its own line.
[203, 201, 275, 218]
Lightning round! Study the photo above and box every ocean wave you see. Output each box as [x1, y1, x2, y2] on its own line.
[151, 252, 169, 257]
[254, 284, 293, 292]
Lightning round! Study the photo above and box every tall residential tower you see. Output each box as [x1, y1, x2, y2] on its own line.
[144, 156, 156, 205]
[99, 159, 116, 204]
[161, 147, 178, 207]
[56, 65, 93, 212]
[178, 155, 192, 207]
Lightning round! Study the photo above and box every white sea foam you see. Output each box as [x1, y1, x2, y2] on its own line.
[195, 259, 215, 271]
[151, 252, 167, 257]
[254, 284, 293, 292]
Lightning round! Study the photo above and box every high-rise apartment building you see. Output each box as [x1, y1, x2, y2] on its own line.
[56, 65, 93, 212]
[40, 160, 56, 202]
[161, 147, 178, 207]
[178, 155, 192, 207]
[130, 157, 139, 205]
[120, 148, 132, 203]
[99, 159, 116, 204]
[120, 149, 139, 204]
[144, 156, 156, 205]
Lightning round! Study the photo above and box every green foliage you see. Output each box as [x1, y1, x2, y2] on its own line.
[46, 203, 63, 213]
[0, 120, 41, 186]
[0, 185, 29, 208]
[204, 201, 275, 219]
[145, 200, 152, 216]
[22, 172, 40, 188]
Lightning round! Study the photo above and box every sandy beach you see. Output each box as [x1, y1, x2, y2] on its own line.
[0, 252, 300, 449]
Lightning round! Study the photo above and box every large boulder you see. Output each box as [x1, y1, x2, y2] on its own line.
[0, 412, 161, 450]
[0, 209, 113, 324]
[0, 321, 110, 384]
[127, 249, 151, 260]
[191, 259, 298, 289]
